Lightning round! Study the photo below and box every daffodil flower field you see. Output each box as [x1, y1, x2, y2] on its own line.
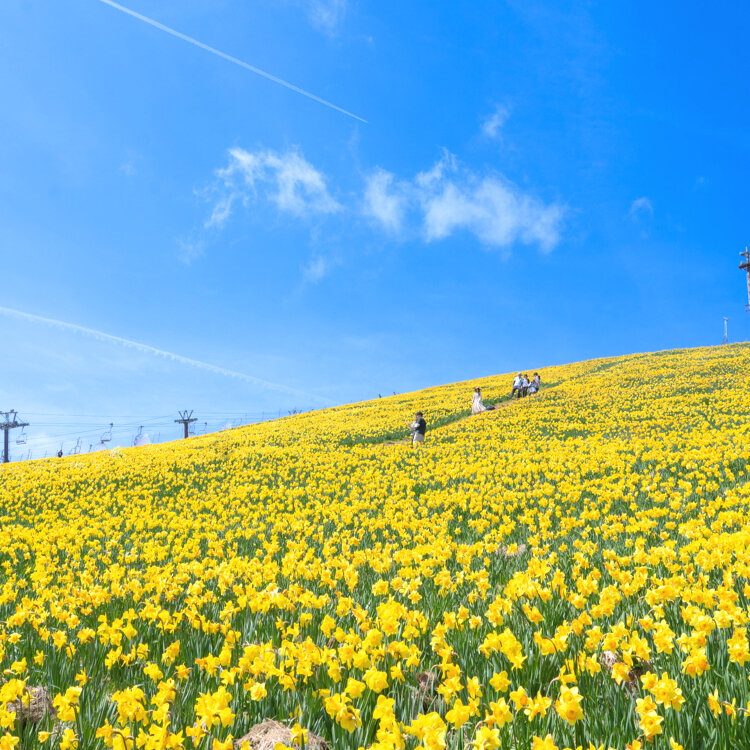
[1, 345, 750, 750]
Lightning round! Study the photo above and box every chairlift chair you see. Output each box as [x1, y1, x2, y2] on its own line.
[133, 427, 150, 447]
[16, 428, 27, 445]
[100, 423, 113, 443]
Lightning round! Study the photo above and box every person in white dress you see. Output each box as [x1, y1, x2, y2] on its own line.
[472, 387, 490, 415]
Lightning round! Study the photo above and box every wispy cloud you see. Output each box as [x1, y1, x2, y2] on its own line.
[208, 147, 341, 228]
[364, 150, 565, 252]
[0, 306, 333, 404]
[120, 150, 139, 177]
[362, 168, 409, 234]
[199, 144, 565, 266]
[177, 238, 205, 264]
[481, 105, 510, 139]
[302, 255, 331, 283]
[629, 196, 653, 220]
[307, 0, 348, 35]
[93, 0, 366, 122]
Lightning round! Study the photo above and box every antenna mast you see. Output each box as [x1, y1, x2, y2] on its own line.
[741, 246, 750, 312]
[0, 410, 29, 464]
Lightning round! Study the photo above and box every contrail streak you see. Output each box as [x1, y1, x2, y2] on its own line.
[0, 306, 333, 405]
[93, 0, 367, 123]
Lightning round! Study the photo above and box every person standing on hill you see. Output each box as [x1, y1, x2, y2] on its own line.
[528, 373, 541, 395]
[520, 374, 530, 397]
[409, 411, 427, 445]
[511, 373, 523, 398]
[472, 387, 487, 414]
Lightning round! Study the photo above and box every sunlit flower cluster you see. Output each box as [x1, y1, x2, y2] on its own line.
[0, 345, 749, 750]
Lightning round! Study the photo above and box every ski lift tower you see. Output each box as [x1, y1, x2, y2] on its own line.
[723, 317, 729, 345]
[175, 410, 197, 439]
[741, 246, 750, 312]
[1, 410, 29, 464]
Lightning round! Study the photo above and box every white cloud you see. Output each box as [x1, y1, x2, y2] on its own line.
[177, 238, 205, 264]
[365, 151, 564, 253]
[415, 149, 457, 188]
[302, 255, 330, 283]
[629, 196, 653, 220]
[307, 0, 347, 34]
[120, 150, 140, 177]
[205, 194, 236, 229]
[200, 144, 564, 268]
[265, 151, 340, 215]
[482, 105, 510, 139]
[420, 174, 563, 251]
[362, 169, 408, 234]
[208, 147, 341, 227]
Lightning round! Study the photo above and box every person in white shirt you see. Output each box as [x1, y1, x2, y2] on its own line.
[528, 372, 541, 395]
[521, 374, 530, 397]
[511, 373, 523, 398]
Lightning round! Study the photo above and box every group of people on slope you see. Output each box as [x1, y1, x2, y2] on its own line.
[474, 372, 542, 412]
[511, 372, 540, 398]
[409, 372, 542, 444]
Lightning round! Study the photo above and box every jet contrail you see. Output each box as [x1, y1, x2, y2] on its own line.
[0, 306, 333, 405]
[93, 0, 366, 123]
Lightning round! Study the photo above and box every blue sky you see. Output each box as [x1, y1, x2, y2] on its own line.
[1, 0, 749, 455]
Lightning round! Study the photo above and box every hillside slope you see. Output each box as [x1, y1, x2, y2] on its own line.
[1, 345, 749, 750]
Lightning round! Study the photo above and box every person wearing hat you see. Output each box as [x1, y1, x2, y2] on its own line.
[511, 373, 523, 398]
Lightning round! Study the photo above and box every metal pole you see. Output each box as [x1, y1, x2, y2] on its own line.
[740, 246, 750, 312]
[175, 410, 197, 439]
[0, 411, 28, 464]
